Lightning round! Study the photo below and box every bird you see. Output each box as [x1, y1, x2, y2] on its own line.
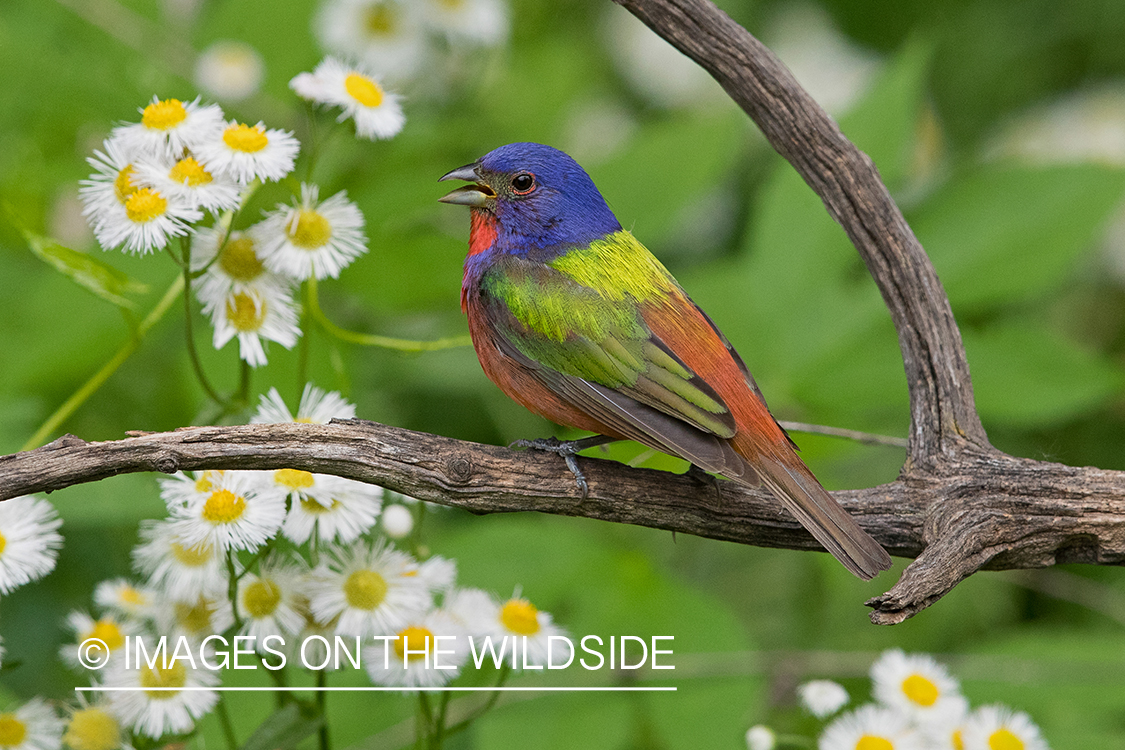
[438, 142, 891, 580]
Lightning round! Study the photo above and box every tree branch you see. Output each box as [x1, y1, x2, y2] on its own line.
[3, 0, 1124, 625]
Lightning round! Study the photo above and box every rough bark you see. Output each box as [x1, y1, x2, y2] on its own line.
[2, 0, 1123, 624]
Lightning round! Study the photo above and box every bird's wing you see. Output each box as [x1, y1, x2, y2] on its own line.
[478, 238, 760, 481]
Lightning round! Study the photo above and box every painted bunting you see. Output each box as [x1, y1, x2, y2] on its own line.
[439, 142, 891, 580]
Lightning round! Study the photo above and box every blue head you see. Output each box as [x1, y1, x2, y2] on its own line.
[439, 143, 622, 255]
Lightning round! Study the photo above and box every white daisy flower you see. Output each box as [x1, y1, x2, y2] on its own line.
[315, 0, 428, 82]
[920, 695, 970, 750]
[961, 705, 1048, 750]
[460, 590, 567, 668]
[132, 520, 226, 603]
[251, 384, 357, 425]
[403, 554, 456, 593]
[198, 281, 301, 368]
[89, 183, 203, 255]
[799, 679, 850, 718]
[93, 578, 159, 621]
[0, 495, 63, 595]
[190, 226, 293, 311]
[237, 563, 305, 646]
[158, 470, 227, 510]
[380, 503, 414, 539]
[102, 637, 219, 739]
[280, 475, 382, 545]
[112, 96, 225, 159]
[421, 0, 509, 46]
[257, 183, 368, 280]
[288, 592, 340, 671]
[0, 698, 64, 750]
[194, 40, 265, 102]
[193, 120, 299, 184]
[305, 539, 432, 638]
[78, 139, 145, 221]
[60, 611, 140, 670]
[155, 593, 235, 646]
[364, 608, 468, 690]
[870, 650, 963, 726]
[745, 725, 776, 750]
[290, 57, 405, 140]
[62, 702, 128, 750]
[818, 704, 922, 750]
[135, 153, 241, 214]
[167, 470, 286, 552]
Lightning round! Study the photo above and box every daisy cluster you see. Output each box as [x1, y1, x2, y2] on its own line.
[43, 385, 566, 742]
[747, 649, 1050, 750]
[77, 84, 400, 367]
[315, 0, 510, 84]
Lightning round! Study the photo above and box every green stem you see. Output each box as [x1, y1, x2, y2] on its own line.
[316, 669, 331, 750]
[21, 276, 183, 451]
[226, 549, 244, 631]
[216, 694, 239, 750]
[418, 693, 435, 747]
[443, 665, 511, 738]
[181, 237, 226, 405]
[306, 276, 471, 352]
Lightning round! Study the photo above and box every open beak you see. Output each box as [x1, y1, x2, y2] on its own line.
[438, 162, 496, 207]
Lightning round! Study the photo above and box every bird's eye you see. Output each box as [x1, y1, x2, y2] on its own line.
[511, 172, 536, 194]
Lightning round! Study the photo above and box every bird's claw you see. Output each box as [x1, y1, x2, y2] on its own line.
[510, 436, 614, 499]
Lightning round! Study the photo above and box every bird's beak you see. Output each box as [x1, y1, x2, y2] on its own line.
[438, 162, 496, 207]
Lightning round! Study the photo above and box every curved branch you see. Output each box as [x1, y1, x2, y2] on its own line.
[613, 0, 988, 463]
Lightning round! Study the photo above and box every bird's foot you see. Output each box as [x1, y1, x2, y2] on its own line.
[509, 435, 617, 499]
[685, 463, 723, 505]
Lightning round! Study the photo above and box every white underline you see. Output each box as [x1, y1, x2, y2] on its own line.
[76, 686, 676, 692]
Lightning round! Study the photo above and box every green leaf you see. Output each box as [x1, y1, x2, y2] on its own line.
[909, 165, 1125, 311]
[239, 702, 324, 750]
[22, 229, 148, 310]
[963, 323, 1125, 427]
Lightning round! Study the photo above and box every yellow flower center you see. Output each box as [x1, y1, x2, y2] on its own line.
[855, 736, 894, 750]
[218, 236, 264, 281]
[225, 292, 266, 332]
[989, 729, 1024, 750]
[0, 714, 27, 747]
[64, 708, 120, 750]
[114, 164, 139, 203]
[119, 585, 146, 606]
[243, 579, 282, 618]
[344, 73, 384, 108]
[141, 660, 187, 699]
[141, 98, 187, 130]
[174, 598, 215, 634]
[500, 598, 540, 635]
[300, 497, 339, 514]
[81, 619, 126, 652]
[952, 729, 965, 750]
[201, 488, 247, 523]
[63, 710, 118, 750]
[344, 569, 388, 610]
[275, 468, 315, 489]
[194, 470, 222, 493]
[0, 530, 6, 556]
[393, 625, 433, 661]
[287, 209, 332, 249]
[170, 540, 212, 566]
[901, 673, 939, 707]
[169, 156, 213, 187]
[124, 187, 167, 224]
[364, 5, 396, 35]
[223, 123, 269, 153]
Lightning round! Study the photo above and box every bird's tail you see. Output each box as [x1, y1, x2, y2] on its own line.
[746, 448, 892, 580]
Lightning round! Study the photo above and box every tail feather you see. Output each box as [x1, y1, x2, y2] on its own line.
[751, 453, 891, 580]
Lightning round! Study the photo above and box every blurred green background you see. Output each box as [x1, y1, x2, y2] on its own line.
[2, 0, 1125, 747]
